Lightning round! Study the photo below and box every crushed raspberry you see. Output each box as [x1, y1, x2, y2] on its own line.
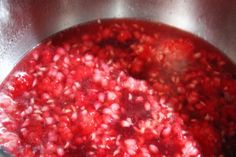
[0, 19, 235, 157]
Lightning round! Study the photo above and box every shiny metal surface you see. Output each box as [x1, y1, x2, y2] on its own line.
[0, 0, 235, 83]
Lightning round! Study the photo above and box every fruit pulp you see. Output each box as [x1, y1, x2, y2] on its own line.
[0, 19, 235, 157]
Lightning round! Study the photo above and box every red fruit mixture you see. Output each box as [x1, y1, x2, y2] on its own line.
[0, 19, 235, 157]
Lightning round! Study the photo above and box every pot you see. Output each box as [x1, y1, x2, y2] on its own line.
[0, 1, 236, 156]
[0, 0, 236, 83]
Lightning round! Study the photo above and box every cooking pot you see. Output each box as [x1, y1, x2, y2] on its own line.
[0, 1, 236, 156]
[0, 0, 236, 83]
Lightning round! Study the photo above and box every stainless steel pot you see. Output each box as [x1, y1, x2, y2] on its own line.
[0, 0, 236, 83]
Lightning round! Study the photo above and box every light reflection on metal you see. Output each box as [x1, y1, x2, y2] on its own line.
[0, 1, 9, 24]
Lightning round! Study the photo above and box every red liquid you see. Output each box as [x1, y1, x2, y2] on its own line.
[0, 19, 235, 157]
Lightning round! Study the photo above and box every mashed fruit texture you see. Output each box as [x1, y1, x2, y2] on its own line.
[0, 19, 235, 157]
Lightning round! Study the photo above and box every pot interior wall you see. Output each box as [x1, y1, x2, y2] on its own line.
[0, 0, 236, 83]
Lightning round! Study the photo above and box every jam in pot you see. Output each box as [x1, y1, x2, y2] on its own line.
[0, 19, 235, 157]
